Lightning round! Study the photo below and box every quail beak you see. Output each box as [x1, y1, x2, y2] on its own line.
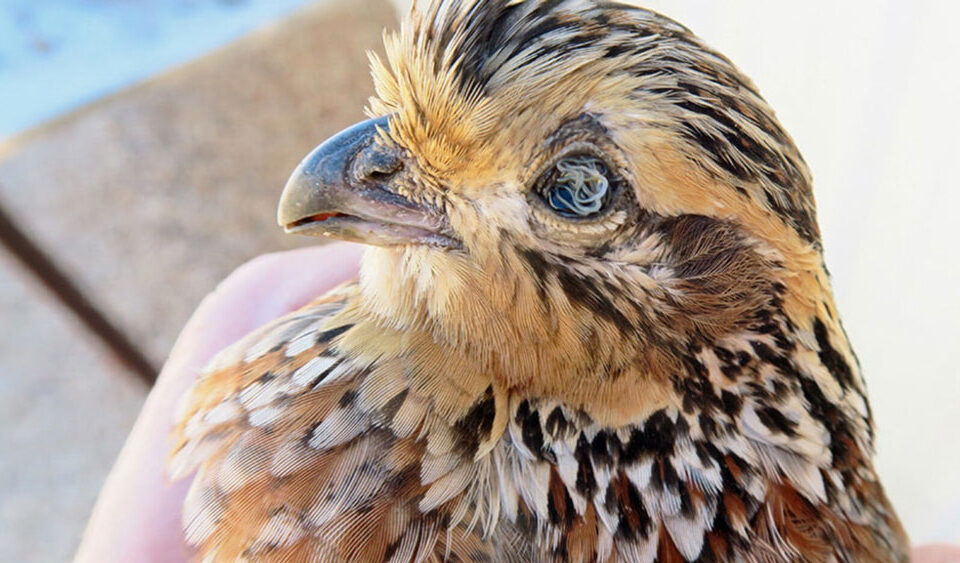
[278, 116, 460, 249]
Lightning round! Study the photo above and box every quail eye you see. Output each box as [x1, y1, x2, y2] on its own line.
[538, 154, 612, 218]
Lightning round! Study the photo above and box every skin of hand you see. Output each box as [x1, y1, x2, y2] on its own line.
[74, 242, 957, 562]
[75, 243, 363, 563]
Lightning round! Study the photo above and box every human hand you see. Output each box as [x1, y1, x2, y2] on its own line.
[75, 243, 364, 562]
[74, 242, 959, 562]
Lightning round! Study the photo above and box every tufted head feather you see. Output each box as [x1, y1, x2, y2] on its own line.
[357, 0, 832, 398]
[281, 0, 850, 425]
[369, 0, 818, 245]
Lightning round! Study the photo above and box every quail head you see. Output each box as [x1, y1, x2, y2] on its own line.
[170, 1, 909, 560]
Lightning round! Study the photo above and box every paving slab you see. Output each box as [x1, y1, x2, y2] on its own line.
[0, 0, 397, 560]
[0, 254, 145, 562]
[0, 0, 397, 366]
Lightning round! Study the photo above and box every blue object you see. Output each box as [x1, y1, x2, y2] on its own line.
[544, 155, 610, 218]
[0, 0, 313, 140]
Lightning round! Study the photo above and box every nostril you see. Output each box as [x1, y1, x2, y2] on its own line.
[354, 143, 404, 183]
[368, 164, 401, 180]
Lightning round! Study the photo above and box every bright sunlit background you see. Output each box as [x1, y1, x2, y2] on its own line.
[0, 0, 957, 560]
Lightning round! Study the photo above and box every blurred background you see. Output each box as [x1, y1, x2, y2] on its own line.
[0, 0, 956, 560]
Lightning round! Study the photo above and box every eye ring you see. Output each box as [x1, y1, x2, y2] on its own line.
[537, 154, 615, 219]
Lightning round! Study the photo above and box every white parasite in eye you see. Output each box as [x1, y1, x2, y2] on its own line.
[543, 155, 610, 217]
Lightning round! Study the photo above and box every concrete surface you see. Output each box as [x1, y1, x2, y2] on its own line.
[0, 253, 145, 562]
[0, 0, 397, 560]
[0, 0, 396, 366]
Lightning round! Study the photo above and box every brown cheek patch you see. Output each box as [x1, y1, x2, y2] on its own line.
[625, 140, 827, 329]
[654, 214, 775, 340]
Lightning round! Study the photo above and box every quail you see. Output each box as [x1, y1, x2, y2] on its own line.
[170, 1, 909, 560]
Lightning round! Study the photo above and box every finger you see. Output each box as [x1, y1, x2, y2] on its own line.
[75, 243, 363, 562]
[913, 544, 960, 563]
